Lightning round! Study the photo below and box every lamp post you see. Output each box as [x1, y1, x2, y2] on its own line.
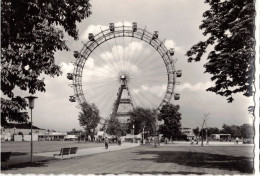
[133, 124, 135, 143]
[25, 96, 38, 163]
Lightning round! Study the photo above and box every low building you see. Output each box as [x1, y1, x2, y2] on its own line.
[1, 123, 45, 141]
[211, 134, 231, 141]
[180, 127, 195, 140]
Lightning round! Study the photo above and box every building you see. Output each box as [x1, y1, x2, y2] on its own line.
[1, 123, 45, 141]
[180, 127, 195, 140]
[211, 134, 231, 141]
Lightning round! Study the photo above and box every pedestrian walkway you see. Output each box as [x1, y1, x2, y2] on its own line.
[6, 143, 140, 166]
[160, 141, 253, 147]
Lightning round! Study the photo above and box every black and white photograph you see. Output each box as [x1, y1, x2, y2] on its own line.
[1, 0, 259, 175]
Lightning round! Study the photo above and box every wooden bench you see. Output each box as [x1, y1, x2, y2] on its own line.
[1, 152, 12, 168]
[53, 147, 78, 159]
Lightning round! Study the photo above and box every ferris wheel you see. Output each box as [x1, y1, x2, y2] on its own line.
[68, 22, 181, 121]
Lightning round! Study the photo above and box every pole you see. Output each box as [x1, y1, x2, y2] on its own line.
[30, 108, 33, 163]
[142, 127, 144, 144]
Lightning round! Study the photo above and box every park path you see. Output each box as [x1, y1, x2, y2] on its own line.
[6, 143, 140, 166]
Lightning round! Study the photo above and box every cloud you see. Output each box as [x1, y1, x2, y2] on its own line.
[165, 40, 183, 53]
[176, 81, 214, 92]
[80, 24, 108, 41]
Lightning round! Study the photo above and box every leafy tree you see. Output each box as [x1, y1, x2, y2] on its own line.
[241, 124, 254, 139]
[193, 127, 200, 137]
[1, 0, 92, 126]
[78, 102, 101, 140]
[186, 0, 255, 103]
[158, 104, 182, 139]
[128, 107, 157, 136]
[106, 117, 125, 136]
[206, 127, 220, 137]
[221, 124, 241, 138]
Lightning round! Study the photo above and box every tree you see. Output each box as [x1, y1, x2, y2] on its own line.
[241, 124, 254, 139]
[78, 102, 100, 140]
[221, 124, 241, 138]
[158, 104, 182, 139]
[1, 0, 92, 126]
[193, 127, 200, 137]
[128, 107, 157, 137]
[106, 117, 125, 136]
[206, 127, 220, 137]
[186, 0, 255, 103]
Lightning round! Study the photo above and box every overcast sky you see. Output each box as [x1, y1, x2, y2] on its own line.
[16, 0, 254, 132]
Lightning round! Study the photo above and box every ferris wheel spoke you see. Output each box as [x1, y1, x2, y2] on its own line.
[113, 36, 123, 72]
[130, 64, 167, 78]
[82, 80, 119, 91]
[133, 48, 159, 69]
[96, 44, 121, 73]
[125, 37, 134, 70]
[104, 39, 122, 73]
[127, 38, 141, 69]
[82, 77, 118, 85]
[83, 83, 118, 103]
[135, 90, 158, 109]
[94, 85, 117, 113]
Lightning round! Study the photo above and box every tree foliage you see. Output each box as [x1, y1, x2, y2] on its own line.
[1, 0, 92, 126]
[158, 104, 182, 139]
[128, 107, 157, 135]
[106, 117, 125, 136]
[220, 124, 242, 138]
[186, 0, 255, 102]
[78, 102, 100, 138]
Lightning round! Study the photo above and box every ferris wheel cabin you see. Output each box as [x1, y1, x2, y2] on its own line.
[109, 23, 115, 32]
[174, 93, 180, 100]
[169, 48, 175, 56]
[88, 33, 95, 41]
[67, 73, 73, 80]
[132, 22, 137, 32]
[152, 31, 159, 40]
[176, 70, 182, 77]
[69, 96, 76, 102]
[74, 51, 81, 58]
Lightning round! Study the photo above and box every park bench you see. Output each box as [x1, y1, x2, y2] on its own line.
[53, 147, 78, 159]
[1, 152, 12, 169]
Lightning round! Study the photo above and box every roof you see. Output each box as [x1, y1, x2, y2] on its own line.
[2, 123, 43, 130]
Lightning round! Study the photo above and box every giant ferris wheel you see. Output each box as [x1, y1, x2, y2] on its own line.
[68, 22, 181, 123]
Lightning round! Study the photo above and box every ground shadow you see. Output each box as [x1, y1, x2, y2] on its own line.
[1, 160, 49, 171]
[132, 150, 253, 173]
[127, 171, 207, 175]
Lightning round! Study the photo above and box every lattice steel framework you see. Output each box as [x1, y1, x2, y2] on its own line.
[71, 23, 178, 111]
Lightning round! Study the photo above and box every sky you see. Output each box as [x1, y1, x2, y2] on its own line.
[14, 0, 254, 132]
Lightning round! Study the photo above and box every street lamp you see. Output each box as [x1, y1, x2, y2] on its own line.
[133, 124, 135, 143]
[25, 95, 38, 163]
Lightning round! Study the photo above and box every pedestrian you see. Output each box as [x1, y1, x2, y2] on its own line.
[236, 137, 239, 144]
[118, 137, 121, 146]
[104, 137, 109, 149]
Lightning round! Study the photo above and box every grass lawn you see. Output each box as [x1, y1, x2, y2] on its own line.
[1, 144, 254, 175]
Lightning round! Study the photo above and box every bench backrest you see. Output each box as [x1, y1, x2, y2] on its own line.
[70, 147, 78, 154]
[61, 148, 71, 155]
[1, 152, 12, 162]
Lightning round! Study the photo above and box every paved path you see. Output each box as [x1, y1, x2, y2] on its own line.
[6, 143, 140, 166]
[159, 141, 253, 147]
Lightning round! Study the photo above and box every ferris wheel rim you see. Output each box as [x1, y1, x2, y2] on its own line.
[72, 24, 177, 110]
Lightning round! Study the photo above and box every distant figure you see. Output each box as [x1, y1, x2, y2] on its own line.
[165, 138, 168, 144]
[191, 138, 194, 145]
[118, 137, 121, 146]
[236, 137, 239, 144]
[104, 137, 109, 149]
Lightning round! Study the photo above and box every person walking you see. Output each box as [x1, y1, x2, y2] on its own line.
[104, 137, 109, 149]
